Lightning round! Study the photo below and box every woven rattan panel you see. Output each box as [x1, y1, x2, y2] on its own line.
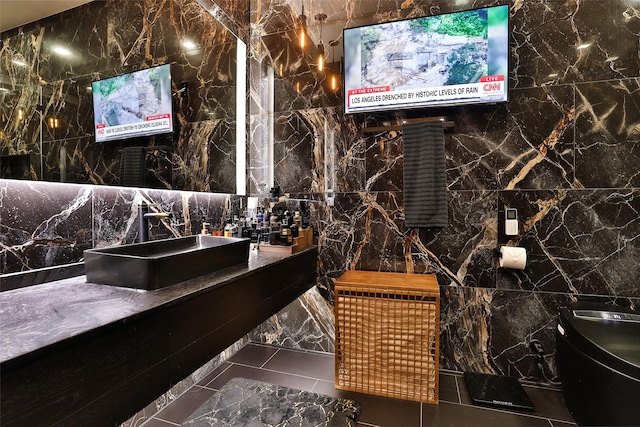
[335, 271, 439, 403]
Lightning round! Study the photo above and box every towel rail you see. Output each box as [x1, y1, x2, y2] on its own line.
[361, 117, 454, 134]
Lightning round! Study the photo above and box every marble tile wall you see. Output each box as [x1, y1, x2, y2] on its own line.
[0, 0, 241, 193]
[248, 0, 640, 385]
[0, 179, 243, 281]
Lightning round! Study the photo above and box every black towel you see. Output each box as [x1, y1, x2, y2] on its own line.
[403, 121, 447, 228]
[119, 146, 146, 187]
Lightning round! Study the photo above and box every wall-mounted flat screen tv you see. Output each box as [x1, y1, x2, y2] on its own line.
[343, 4, 509, 114]
[92, 64, 173, 142]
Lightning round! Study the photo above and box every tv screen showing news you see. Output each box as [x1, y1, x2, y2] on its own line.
[343, 4, 509, 114]
[92, 64, 173, 142]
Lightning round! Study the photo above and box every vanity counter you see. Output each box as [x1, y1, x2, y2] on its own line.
[0, 246, 318, 427]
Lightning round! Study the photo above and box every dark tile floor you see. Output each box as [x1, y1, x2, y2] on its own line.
[141, 343, 576, 427]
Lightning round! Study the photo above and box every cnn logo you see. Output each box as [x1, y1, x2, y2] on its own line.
[483, 82, 502, 92]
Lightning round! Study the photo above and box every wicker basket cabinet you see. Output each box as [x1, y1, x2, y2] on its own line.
[334, 270, 440, 403]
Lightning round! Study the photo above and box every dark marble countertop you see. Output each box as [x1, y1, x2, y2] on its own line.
[0, 248, 313, 364]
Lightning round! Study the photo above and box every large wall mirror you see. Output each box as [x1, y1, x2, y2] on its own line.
[0, 0, 246, 194]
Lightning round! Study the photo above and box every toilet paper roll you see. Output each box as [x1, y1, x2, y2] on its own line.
[499, 246, 527, 270]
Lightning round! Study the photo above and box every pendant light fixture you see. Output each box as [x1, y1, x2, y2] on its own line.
[329, 39, 339, 91]
[315, 13, 327, 72]
[298, 1, 307, 49]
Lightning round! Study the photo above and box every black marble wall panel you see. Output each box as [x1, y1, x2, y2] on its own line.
[440, 286, 568, 382]
[510, 0, 640, 87]
[497, 188, 640, 298]
[248, 114, 270, 195]
[365, 129, 403, 192]
[248, 0, 640, 386]
[249, 286, 335, 353]
[273, 111, 317, 193]
[574, 79, 640, 188]
[172, 119, 237, 193]
[0, 0, 238, 193]
[92, 186, 240, 246]
[0, 179, 241, 276]
[0, 180, 93, 274]
[198, 0, 251, 41]
[333, 111, 365, 193]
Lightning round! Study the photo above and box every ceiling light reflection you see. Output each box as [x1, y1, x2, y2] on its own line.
[182, 40, 197, 50]
[52, 46, 72, 56]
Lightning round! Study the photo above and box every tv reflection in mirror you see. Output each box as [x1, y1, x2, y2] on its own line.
[0, 153, 33, 180]
[91, 64, 174, 143]
[343, 4, 509, 114]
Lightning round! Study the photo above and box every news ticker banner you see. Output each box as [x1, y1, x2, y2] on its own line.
[96, 114, 172, 139]
[347, 75, 505, 110]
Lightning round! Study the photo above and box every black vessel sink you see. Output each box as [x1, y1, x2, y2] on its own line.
[84, 235, 250, 290]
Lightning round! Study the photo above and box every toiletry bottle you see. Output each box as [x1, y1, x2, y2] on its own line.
[280, 225, 293, 246]
[249, 227, 260, 243]
[201, 222, 210, 235]
[270, 212, 279, 229]
[270, 230, 281, 245]
[223, 219, 233, 237]
[257, 209, 264, 227]
[293, 211, 302, 228]
[299, 201, 309, 229]
[261, 227, 271, 244]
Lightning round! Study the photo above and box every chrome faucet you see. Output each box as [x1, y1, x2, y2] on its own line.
[137, 203, 172, 243]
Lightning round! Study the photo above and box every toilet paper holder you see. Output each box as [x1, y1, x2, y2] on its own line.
[495, 246, 527, 270]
